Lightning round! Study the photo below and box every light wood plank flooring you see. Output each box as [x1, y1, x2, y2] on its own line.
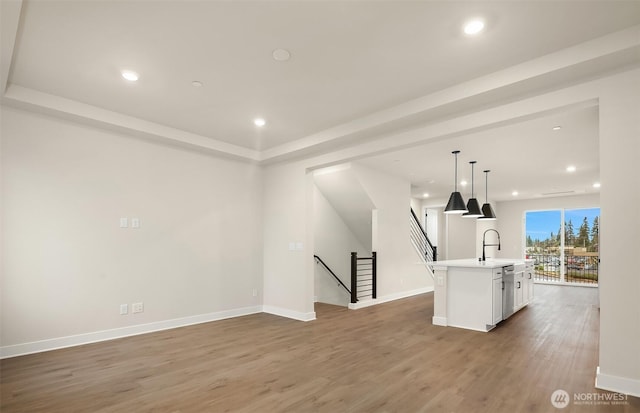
[1, 285, 638, 412]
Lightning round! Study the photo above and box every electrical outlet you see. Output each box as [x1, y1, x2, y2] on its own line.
[131, 217, 140, 228]
[120, 304, 128, 315]
[132, 302, 144, 313]
[120, 217, 128, 228]
[252, 288, 257, 297]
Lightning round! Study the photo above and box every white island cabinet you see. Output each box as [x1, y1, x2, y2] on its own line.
[431, 259, 534, 332]
[524, 261, 534, 305]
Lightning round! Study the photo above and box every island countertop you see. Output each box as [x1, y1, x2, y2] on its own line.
[431, 258, 531, 269]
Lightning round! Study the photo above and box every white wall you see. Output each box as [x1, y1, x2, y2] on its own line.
[314, 165, 374, 251]
[1, 107, 264, 354]
[495, 194, 600, 259]
[262, 161, 315, 321]
[444, 213, 477, 260]
[353, 164, 432, 297]
[596, 69, 640, 395]
[410, 197, 422, 216]
[313, 187, 368, 306]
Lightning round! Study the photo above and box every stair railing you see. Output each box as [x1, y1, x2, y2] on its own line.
[313, 255, 351, 295]
[350, 251, 377, 303]
[410, 208, 437, 263]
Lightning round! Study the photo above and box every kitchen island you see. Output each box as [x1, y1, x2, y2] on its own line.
[431, 258, 534, 332]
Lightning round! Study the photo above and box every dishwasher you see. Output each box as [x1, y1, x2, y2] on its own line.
[502, 265, 515, 320]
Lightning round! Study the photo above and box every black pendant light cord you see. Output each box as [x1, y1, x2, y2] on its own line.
[484, 170, 490, 202]
[463, 161, 483, 218]
[453, 150, 460, 191]
[470, 161, 476, 198]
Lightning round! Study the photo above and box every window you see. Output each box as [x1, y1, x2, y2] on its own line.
[525, 208, 599, 285]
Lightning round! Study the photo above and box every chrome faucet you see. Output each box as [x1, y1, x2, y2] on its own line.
[482, 229, 501, 261]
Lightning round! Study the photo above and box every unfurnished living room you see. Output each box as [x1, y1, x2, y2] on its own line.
[1, 1, 639, 412]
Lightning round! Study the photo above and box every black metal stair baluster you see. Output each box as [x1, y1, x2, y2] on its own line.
[351, 252, 357, 303]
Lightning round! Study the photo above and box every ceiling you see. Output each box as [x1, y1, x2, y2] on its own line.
[358, 104, 600, 203]
[2, 1, 640, 202]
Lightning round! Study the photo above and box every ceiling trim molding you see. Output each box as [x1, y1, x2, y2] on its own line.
[2, 85, 261, 162]
[299, 82, 606, 174]
[260, 24, 640, 163]
[2, 6, 638, 166]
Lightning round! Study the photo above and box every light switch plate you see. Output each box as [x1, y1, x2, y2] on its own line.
[120, 217, 128, 228]
[131, 218, 140, 228]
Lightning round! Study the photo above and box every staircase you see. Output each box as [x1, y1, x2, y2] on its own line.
[314, 252, 377, 305]
[410, 208, 437, 274]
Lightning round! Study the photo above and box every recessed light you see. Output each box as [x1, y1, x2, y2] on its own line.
[121, 70, 139, 82]
[512, 191, 519, 196]
[254, 118, 266, 127]
[191, 80, 203, 87]
[423, 193, 430, 198]
[460, 180, 468, 187]
[593, 182, 601, 188]
[463, 19, 485, 36]
[566, 165, 576, 172]
[272, 48, 291, 61]
[553, 126, 562, 131]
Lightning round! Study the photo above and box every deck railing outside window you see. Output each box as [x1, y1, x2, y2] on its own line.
[527, 252, 598, 285]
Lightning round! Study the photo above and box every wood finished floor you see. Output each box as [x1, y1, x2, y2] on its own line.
[1, 285, 639, 413]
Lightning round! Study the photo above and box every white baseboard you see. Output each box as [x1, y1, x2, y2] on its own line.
[0, 306, 262, 359]
[315, 297, 349, 307]
[348, 286, 433, 310]
[262, 305, 316, 322]
[596, 366, 640, 397]
[348, 298, 376, 310]
[446, 323, 492, 333]
[432, 316, 447, 326]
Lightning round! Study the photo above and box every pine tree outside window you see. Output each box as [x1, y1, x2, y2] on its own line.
[525, 208, 599, 285]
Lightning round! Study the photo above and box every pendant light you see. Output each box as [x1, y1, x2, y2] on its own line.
[479, 169, 497, 220]
[444, 150, 468, 214]
[462, 161, 483, 218]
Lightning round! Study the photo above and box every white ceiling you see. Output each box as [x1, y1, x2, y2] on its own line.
[2, 1, 640, 202]
[358, 103, 600, 203]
